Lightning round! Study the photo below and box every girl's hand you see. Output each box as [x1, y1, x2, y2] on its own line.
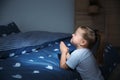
[60, 41, 69, 54]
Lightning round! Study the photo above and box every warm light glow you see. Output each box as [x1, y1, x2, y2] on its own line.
[88, 5, 99, 15]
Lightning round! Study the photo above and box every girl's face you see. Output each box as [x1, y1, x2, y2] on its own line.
[70, 28, 86, 48]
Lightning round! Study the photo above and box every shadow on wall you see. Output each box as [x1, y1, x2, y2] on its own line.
[0, 0, 7, 5]
[0, 0, 9, 9]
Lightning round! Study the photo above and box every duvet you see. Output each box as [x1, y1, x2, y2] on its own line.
[0, 31, 81, 80]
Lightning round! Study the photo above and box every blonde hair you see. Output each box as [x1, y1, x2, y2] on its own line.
[75, 26, 95, 49]
[75, 26, 105, 65]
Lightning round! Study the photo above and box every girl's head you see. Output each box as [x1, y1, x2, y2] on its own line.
[70, 26, 95, 49]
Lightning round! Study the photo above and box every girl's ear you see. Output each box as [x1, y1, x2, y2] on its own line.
[80, 39, 86, 45]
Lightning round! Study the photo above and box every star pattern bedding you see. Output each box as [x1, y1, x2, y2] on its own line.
[0, 30, 120, 80]
[0, 31, 81, 80]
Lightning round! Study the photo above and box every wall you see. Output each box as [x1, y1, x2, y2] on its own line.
[0, 0, 74, 33]
[75, 0, 120, 47]
[105, 0, 120, 47]
[75, 0, 105, 31]
[75, 0, 93, 29]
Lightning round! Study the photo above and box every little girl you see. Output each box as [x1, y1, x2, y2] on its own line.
[60, 26, 104, 80]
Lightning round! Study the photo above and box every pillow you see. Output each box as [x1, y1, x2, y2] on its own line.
[0, 22, 21, 37]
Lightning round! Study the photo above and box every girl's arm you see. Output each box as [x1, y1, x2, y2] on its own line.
[59, 41, 69, 69]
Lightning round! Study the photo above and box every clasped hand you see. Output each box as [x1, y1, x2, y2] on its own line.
[60, 41, 69, 55]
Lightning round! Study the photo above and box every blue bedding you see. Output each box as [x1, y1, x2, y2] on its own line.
[0, 31, 81, 80]
[0, 31, 120, 80]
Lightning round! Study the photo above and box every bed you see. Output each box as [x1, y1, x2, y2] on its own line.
[0, 22, 120, 80]
[0, 22, 81, 80]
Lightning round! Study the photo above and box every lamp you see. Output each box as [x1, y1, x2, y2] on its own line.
[88, 0, 100, 15]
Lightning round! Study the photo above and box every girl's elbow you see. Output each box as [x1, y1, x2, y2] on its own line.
[60, 64, 65, 69]
[60, 64, 68, 69]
